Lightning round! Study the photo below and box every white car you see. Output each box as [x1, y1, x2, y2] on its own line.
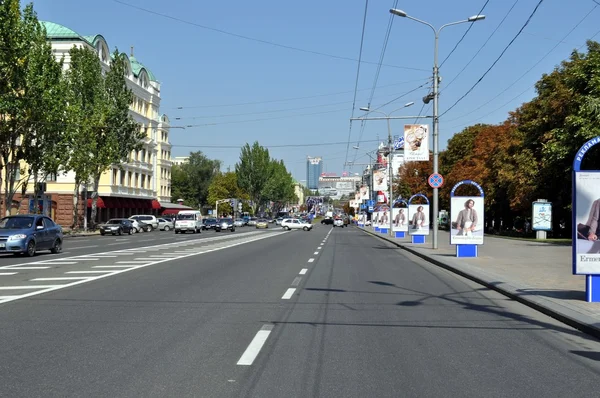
[233, 218, 245, 227]
[157, 218, 174, 231]
[281, 218, 313, 231]
[129, 214, 158, 230]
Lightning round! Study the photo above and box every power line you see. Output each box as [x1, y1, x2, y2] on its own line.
[441, 0, 521, 93]
[443, 3, 597, 124]
[440, 0, 546, 118]
[171, 138, 382, 149]
[439, 0, 491, 68]
[112, 0, 429, 73]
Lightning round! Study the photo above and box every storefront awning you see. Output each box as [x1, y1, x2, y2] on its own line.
[151, 200, 161, 210]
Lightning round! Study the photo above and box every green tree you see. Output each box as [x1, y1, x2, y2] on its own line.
[263, 159, 296, 214]
[170, 151, 221, 208]
[207, 171, 249, 215]
[235, 142, 272, 213]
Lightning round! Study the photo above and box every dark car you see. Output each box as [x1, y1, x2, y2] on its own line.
[100, 218, 135, 236]
[215, 218, 235, 232]
[321, 217, 334, 225]
[202, 218, 218, 230]
[0, 214, 63, 257]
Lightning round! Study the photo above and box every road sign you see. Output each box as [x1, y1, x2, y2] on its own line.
[238, 202, 242, 211]
[229, 199, 235, 207]
[428, 173, 444, 189]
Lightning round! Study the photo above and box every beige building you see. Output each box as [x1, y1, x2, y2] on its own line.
[11, 21, 177, 225]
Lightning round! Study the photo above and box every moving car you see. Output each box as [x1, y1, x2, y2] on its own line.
[255, 219, 269, 229]
[0, 214, 63, 257]
[247, 217, 258, 226]
[129, 214, 158, 230]
[100, 218, 135, 235]
[233, 218, 245, 227]
[215, 218, 235, 232]
[333, 218, 344, 227]
[175, 210, 203, 234]
[321, 217, 334, 225]
[157, 218, 174, 231]
[202, 218, 218, 230]
[281, 218, 313, 231]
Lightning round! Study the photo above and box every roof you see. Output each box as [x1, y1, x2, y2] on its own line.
[130, 56, 158, 82]
[160, 202, 193, 209]
[41, 21, 82, 40]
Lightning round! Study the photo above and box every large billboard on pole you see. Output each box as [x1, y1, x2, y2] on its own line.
[404, 124, 429, 161]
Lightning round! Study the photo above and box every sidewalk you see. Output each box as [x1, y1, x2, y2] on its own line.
[361, 227, 600, 338]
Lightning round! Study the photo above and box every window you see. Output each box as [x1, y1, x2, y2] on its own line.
[140, 175, 145, 189]
[36, 217, 44, 229]
[112, 169, 118, 184]
[46, 173, 57, 182]
[135, 173, 139, 187]
[120, 171, 125, 185]
[43, 217, 55, 228]
[128, 171, 132, 186]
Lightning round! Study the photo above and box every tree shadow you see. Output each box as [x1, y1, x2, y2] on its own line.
[570, 351, 600, 361]
[517, 289, 585, 300]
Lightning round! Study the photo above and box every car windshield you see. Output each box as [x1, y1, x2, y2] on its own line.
[221, 218, 233, 223]
[177, 214, 195, 220]
[0, 217, 34, 229]
[205, 219, 217, 224]
[106, 219, 123, 225]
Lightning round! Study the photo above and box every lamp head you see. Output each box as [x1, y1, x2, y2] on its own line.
[359, 107, 370, 112]
[468, 14, 485, 22]
[389, 8, 407, 17]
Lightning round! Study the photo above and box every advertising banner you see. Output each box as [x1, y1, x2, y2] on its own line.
[532, 201, 552, 231]
[404, 124, 429, 161]
[373, 169, 388, 192]
[377, 209, 390, 228]
[450, 196, 484, 245]
[392, 207, 408, 232]
[408, 204, 429, 235]
[574, 171, 600, 274]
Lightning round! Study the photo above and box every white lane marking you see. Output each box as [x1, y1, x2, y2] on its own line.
[31, 262, 77, 265]
[67, 245, 99, 250]
[115, 261, 150, 264]
[31, 277, 89, 281]
[299, 269, 308, 275]
[308, 258, 314, 263]
[82, 255, 117, 258]
[313, 252, 319, 255]
[237, 325, 274, 366]
[71, 258, 99, 261]
[317, 246, 322, 249]
[291, 277, 302, 286]
[0, 285, 61, 290]
[0, 231, 284, 305]
[65, 271, 114, 274]
[0, 272, 17, 276]
[92, 266, 134, 268]
[282, 288, 296, 299]
[134, 258, 170, 261]
[107, 242, 129, 246]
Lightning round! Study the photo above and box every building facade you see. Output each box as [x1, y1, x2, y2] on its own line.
[306, 156, 322, 190]
[8, 21, 175, 226]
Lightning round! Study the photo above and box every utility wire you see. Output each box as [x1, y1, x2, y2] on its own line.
[171, 138, 382, 149]
[112, 0, 428, 72]
[443, 3, 597, 123]
[440, 0, 546, 118]
[442, 0, 521, 93]
[439, 0, 491, 68]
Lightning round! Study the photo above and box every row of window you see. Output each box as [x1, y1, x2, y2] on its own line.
[112, 169, 151, 189]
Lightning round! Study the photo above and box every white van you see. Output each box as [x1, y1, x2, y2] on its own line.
[174, 210, 203, 234]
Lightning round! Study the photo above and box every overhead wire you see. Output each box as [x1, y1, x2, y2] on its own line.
[439, 0, 491, 68]
[439, 0, 546, 118]
[112, 0, 428, 72]
[443, 2, 597, 124]
[171, 138, 382, 149]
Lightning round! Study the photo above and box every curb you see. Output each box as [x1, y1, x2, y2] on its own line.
[359, 227, 600, 339]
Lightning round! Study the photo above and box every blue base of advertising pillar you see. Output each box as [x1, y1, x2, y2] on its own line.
[411, 235, 425, 244]
[456, 244, 478, 258]
[395, 231, 405, 238]
[586, 275, 600, 302]
[379, 228, 388, 234]
[374, 226, 380, 232]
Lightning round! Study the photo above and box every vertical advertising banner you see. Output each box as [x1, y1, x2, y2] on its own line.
[359, 185, 370, 201]
[377, 209, 390, 227]
[450, 197, 485, 245]
[532, 201, 552, 231]
[392, 208, 408, 232]
[404, 124, 429, 161]
[574, 172, 600, 274]
[408, 204, 430, 235]
[373, 169, 388, 192]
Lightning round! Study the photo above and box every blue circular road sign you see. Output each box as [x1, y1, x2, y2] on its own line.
[428, 173, 444, 188]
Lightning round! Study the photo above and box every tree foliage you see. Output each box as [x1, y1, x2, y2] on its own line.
[207, 171, 250, 215]
[170, 151, 221, 208]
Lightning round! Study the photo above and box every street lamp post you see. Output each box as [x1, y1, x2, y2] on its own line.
[389, 8, 485, 249]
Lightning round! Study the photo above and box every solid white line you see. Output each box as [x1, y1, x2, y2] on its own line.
[299, 269, 308, 275]
[71, 258, 99, 261]
[68, 245, 99, 249]
[313, 252, 319, 255]
[237, 325, 274, 366]
[134, 258, 172, 261]
[0, 266, 50, 270]
[282, 288, 296, 299]
[83, 255, 117, 258]
[92, 266, 134, 268]
[115, 261, 150, 264]
[31, 277, 89, 281]
[0, 285, 61, 290]
[65, 271, 114, 274]
[308, 258, 314, 263]
[31, 262, 77, 265]
[0, 272, 17, 276]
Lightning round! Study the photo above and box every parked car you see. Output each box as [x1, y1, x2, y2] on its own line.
[100, 218, 135, 235]
[233, 218, 245, 227]
[215, 218, 235, 232]
[202, 218, 218, 230]
[256, 219, 269, 229]
[129, 215, 158, 230]
[128, 219, 145, 233]
[0, 214, 63, 257]
[157, 218, 174, 231]
[281, 218, 313, 231]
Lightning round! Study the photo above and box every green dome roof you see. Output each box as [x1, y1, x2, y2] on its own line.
[130, 56, 158, 82]
[40, 21, 82, 40]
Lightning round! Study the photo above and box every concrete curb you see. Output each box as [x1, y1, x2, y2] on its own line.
[359, 227, 600, 339]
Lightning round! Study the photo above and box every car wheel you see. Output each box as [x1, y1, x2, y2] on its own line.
[26, 240, 36, 257]
[164, 226, 170, 231]
[146, 225, 152, 232]
[50, 239, 62, 254]
[100, 231, 105, 236]
[175, 230, 179, 234]
[231, 228, 235, 232]
[285, 226, 290, 231]
[118, 228, 123, 235]
[303, 226, 308, 231]
[128, 228, 133, 235]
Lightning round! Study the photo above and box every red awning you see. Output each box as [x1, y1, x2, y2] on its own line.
[151, 200, 161, 210]
[87, 197, 106, 208]
[161, 209, 181, 215]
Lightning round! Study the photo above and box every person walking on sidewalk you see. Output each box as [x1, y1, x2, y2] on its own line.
[455, 199, 478, 236]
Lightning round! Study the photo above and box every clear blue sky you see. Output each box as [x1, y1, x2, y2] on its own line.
[34, 0, 600, 181]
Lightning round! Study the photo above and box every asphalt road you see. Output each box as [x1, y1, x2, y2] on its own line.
[1, 224, 600, 397]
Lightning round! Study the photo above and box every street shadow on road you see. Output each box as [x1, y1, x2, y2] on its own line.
[516, 289, 585, 300]
[305, 287, 347, 293]
[570, 351, 600, 361]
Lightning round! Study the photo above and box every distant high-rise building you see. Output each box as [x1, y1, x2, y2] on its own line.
[306, 156, 323, 189]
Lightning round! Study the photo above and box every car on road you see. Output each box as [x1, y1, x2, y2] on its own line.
[0, 214, 63, 257]
[202, 218, 218, 230]
[233, 218, 245, 227]
[129, 215, 158, 230]
[255, 219, 269, 229]
[275, 217, 284, 225]
[128, 218, 151, 233]
[333, 218, 344, 227]
[157, 218, 174, 231]
[174, 210, 203, 234]
[100, 218, 135, 235]
[247, 217, 258, 226]
[215, 218, 235, 232]
[321, 217, 334, 225]
[281, 218, 313, 231]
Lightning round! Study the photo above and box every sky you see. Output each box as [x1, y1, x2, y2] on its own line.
[33, 0, 600, 182]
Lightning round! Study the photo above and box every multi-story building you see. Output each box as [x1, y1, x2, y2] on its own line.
[306, 156, 322, 190]
[5, 21, 178, 225]
[172, 156, 189, 166]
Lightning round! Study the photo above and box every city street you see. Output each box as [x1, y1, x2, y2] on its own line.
[1, 225, 600, 397]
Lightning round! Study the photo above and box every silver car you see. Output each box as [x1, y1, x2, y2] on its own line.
[157, 218, 174, 231]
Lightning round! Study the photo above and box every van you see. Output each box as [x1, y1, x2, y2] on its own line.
[174, 210, 203, 234]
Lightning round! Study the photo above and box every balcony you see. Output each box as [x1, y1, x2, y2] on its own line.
[109, 186, 156, 198]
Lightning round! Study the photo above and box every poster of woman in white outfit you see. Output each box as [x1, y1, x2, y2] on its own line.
[451, 197, 484, 244]
[392, 208, 408, 232]
[408, 204, 429, 235]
